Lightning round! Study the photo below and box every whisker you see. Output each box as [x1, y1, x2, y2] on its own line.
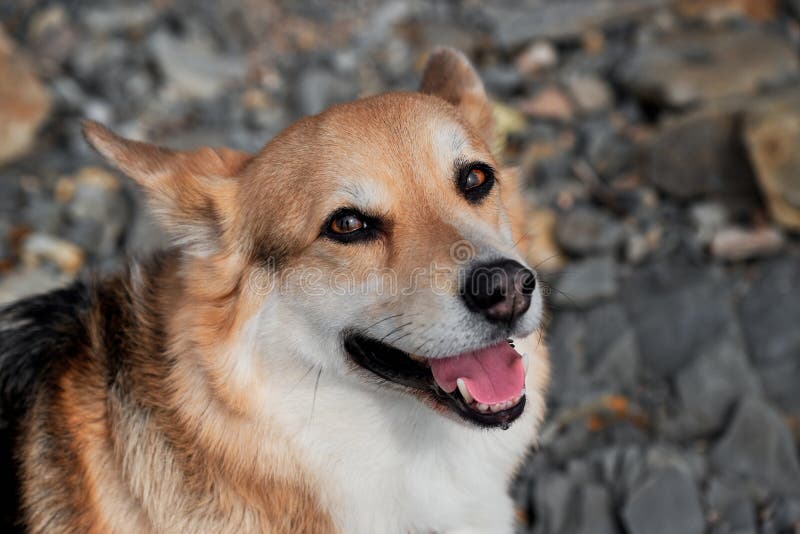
[308, 367, 323, 425]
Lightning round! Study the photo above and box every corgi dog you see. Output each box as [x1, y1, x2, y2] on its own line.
[0, 48, 549, 533]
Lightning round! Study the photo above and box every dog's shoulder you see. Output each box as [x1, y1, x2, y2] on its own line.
[0, 281, 94, 418]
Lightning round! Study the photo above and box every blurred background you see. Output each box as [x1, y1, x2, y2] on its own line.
[1, 0, 799, 532]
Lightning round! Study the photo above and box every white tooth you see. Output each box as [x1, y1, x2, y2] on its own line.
[522, 352, 529, 372]
[490, 403, 504, 413]
[477, 403, 489, 412]
[456, 378, 474, 404]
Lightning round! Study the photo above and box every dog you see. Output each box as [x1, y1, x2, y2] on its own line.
[0, 48, 549, 533]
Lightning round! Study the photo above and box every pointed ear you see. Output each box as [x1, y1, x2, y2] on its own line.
[82, 121, 252, 255]
[419, 47, 494, 147]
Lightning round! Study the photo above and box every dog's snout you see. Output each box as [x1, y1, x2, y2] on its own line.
[461, 259, 536, 325]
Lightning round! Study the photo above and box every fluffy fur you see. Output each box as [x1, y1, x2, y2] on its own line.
[0, 48, 549, 533]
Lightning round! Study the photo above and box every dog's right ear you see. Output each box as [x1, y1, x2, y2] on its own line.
[419, 47, 494, 148]
[83, 121, 252, 255]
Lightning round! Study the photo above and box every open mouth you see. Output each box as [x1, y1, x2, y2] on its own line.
[343, 334, 527, 429]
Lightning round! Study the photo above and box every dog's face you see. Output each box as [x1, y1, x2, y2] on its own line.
[86, 49, 543, 429]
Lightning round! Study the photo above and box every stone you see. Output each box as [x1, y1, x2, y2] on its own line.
[620, 261, 736, 377]
[565, 74, 613, 114]
[0, 267, 73, 306]
[296, 67, 357, 116]
[484, 0, 668, 48]
[690, 202, 729, 246]
[738, 255, 800, 413]
[622, 467, 705, 534]
[149, 30, 247, 100]
[520, 87, 574, 122]
[675, 0, 780, 22]
[66, 167, 128, 258]
[710, 226, 784, 261]
[710, 397, 800, 494]
[707, 479, 757, 534]
[572, 484, 617, 534]
[555, 206, 624, 257]
[21, 233, 84, 276]
[532, 471, 576, 534]
[552, 256, 617, 309]
[618, 30, 798, 108]
[583, 121, 634, 179]
[647, 109, 757, 199]
[671, 333, 762, 438]
[744, 90, 800, 230]
[81, 4, 158, 34]
[0, 27, 51, 165]
[515, 41, 558, 76]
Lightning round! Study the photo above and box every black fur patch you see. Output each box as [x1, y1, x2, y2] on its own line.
[0, 282, 92, 531]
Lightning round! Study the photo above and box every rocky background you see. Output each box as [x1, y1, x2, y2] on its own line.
[1, 0, 799, 532]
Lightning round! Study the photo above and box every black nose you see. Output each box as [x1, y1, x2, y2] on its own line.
[461, 259, 536, 325]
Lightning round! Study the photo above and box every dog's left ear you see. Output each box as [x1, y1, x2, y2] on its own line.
[83, 121, 251, 255]
[420, 47, 494, 147]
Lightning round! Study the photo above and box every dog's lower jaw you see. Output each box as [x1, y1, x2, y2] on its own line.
[263, 332, 549, 534]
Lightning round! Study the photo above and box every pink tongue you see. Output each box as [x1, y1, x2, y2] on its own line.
[429, 343, 525, 405]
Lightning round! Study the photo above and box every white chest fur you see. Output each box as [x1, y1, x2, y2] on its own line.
[262, 335, 547, 534]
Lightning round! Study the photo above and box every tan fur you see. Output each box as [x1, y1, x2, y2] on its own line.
[14, 48, 548, 533]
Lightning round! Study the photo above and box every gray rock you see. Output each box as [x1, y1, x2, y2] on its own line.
[710, 397, 800, 495]
[670, 333, 762, 438]
[707, 479, 757, 534]
[66, 168, 128, 258]
[150, 30, 246, 100]
[81, 4, 158, 34]
[296, 67, 357, 116]
[552, 256, 617, 309]
[572, 484, 618, 534]
[710, 226, 785, 261]
[565, 74, 614, 114]
[647, 109, 757, 199]
[738, 255, 800, 412]
[0, 267, 74, 306]
[622, 467, 705, 534]
[621, 261, 736, 377]
[532, 471, 576, 534]
[618, 30, 799, 108]
[690, 202, 729, 246]
[484, 0, 667, 48]
[554, 207, 624, 257]
[584, 303, 640, 388]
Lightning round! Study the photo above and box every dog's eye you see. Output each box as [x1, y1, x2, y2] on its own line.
[464, 169, 487, 190]
[457, 163, 495, 204]
[323, 209, 381, 243]
[330, 213, 364, 234]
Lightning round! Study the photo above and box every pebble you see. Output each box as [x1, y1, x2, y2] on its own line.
[619, 30, 799, 108]
[744, 89, 800, 230]
[707, 479, 758, 534]
[21, 233, 85, 276]
[621, 261, 736, 377]
[622, 467, 705, 534]
[555, 206, 625, 257]
[647, 109, 756, 199]
[738, 256, 800, 413]
[552, 255, 617, 309]
[565, 74, 613, 114]
[149, 30, 247, 100]
[710, 226, 784, 261]
[515, 41, 558, 76]
[710, 397, 800, 494]
[0, 28, 51, 165]
[520, 87, 574, 122]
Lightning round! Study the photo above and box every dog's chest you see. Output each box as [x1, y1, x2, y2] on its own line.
[271, 379, 534, 534]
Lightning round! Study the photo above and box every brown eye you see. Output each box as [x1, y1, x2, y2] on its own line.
[464, 169, 487, 190]
[457, 163, 495, 204]
[330, 213, 364, 234]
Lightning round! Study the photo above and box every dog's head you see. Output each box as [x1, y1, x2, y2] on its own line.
[85, 48, 544, 429]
